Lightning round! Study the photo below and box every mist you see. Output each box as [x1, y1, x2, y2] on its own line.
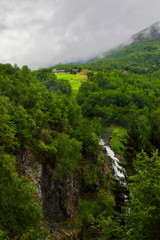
[0, 0, 160, 69]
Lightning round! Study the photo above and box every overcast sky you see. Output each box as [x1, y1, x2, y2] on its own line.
[0, 0, 160, 69]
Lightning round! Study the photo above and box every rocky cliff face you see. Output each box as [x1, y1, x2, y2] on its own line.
[17, 150, 42, 204]
[17, 150, 80, 226]
[16, 148, 116, 239]
[42, 163, 79, 223]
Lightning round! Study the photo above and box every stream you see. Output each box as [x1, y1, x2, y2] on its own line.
[100, 138, 127, 187]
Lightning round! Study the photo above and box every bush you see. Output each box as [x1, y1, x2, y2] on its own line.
[0, 149, 42, 239]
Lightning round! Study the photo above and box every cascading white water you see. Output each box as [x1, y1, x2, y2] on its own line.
[105, 146, 125, 179]
[100, 137, 128, 202]
[100, 138, 127, 184]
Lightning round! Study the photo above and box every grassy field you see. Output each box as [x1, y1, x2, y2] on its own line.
[55, 71, 88, 91]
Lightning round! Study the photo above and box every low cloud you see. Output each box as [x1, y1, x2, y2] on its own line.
[0, 0, 160, 69]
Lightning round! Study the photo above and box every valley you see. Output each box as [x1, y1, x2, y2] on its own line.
[1, 22, 160, 240]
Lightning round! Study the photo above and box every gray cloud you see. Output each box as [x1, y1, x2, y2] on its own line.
[0, 0, 160, 69]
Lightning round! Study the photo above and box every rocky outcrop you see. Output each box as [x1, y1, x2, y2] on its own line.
[16, 151, 80, 227]
[17, 150, 42, 204]
[42, 163, 79, 223]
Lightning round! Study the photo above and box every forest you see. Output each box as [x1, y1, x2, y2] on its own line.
[1, 40, 160, 240]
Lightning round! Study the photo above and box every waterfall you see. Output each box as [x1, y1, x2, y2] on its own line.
[100, 137, 129, 203]
[100, 138, 127, 186]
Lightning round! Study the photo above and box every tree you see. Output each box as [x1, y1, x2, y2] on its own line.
[123, 115, 150, 174]
[0, 149, 42, 238]
[52, 133, 82, 178]
[0, 96, 15, 151]
[149, 109, 160, 151]
[124, 151, 160, 240]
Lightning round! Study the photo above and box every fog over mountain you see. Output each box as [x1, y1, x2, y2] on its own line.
[126, 22, 160, 45]
[0, 0, 160, 69]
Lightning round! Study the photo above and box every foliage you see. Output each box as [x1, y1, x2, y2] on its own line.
[2, 37, 160, 239]
[79, 190, 122, 240]
[92, 216, 124, 240]
[34, 67, 87, 93]
[110, 127, 127, 156]
[55, 72, 87, 91]
[0, 96, 15, 150]
[77, 69, 160, 129]
[83, 41, 160, 72]
[52, 63, 82, 73]
[0, 149, 42, 239]
[0, 63, 101, 238]
[33, 69, 72, 95]
[52, 133, 82, 178]
[124, 151, 160, 240]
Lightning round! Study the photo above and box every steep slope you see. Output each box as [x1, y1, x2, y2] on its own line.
[129, 21, 160, 45]
[83, 22, 160, 72]
[83, 41, 160, 72]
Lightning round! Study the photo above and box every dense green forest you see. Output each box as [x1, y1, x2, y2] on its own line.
[83, 41, 160, 73]
[1, 39, 160, 239]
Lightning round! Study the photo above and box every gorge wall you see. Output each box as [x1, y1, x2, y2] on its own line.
[17, 150, 80, 224]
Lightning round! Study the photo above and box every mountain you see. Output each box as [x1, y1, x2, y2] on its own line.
[83, 22, 160, 72]
[129, 21, 160, 45]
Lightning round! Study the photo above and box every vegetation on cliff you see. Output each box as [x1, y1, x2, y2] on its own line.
[0, 63, 101, 239]
[1, 37, 160, 239]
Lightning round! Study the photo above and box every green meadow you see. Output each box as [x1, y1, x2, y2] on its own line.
[55, 72, 87, 91]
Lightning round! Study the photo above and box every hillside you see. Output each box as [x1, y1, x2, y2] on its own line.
[55, 71, 87, 91]
[83, 40, 160, 72]
[83, 22, 160, 72]
[129, 21, 160, 45]
[2, 22, 160, 240]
